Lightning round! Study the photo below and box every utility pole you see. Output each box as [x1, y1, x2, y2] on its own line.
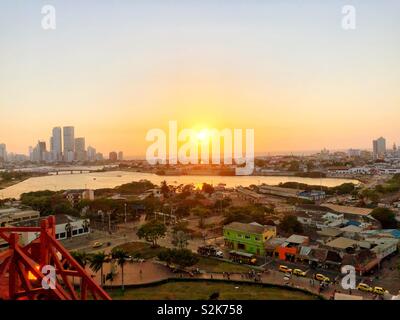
[124, 203, 127, 224]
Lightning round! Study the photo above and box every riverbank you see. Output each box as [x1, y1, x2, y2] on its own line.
[0, 170, 359, 200]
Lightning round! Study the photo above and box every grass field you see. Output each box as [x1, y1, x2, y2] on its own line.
[194, 257, 252, 273]
[113, 241, 167, 259]
[108, 281, 318, 300]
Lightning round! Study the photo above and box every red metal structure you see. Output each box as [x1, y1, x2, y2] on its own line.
[0, 216, 111, 300]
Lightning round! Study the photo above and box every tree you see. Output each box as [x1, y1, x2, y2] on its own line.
[279, 215, 303, 234]
[160, 180, 171, 198]
[89, 251, 108, 287]
[171, 230, 190, 249]
[137, 220, 167, 247]
[157, 248, 199, 269]
[371, 207, 398, 229]
[201, 183, 215, 195]
[190, 206, 210, 229]
[111, 248, 130, 291]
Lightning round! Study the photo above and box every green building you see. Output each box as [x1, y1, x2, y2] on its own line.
[223, 222, 276, 256]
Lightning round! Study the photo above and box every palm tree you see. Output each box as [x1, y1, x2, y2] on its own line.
[70, 251, 90, 289]
[111, 249, 129, 291]
[89, 251, 108, 287]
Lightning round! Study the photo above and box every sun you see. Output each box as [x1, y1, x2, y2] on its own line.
[196, 129, 209, 141]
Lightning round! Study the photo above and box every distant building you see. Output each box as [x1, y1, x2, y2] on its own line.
[87, 146, 97, 162]
[63, 126, 75, 161]
[75, 137, 87, 161]
[51, 127, 62, 161]
[96, 152, 104, 161]
[223, 221, 277, 256]
[118, 151, 123, 161]
[64, 189, 94, 207]
[373, 137, 386, 159]
[0, 143, 7, 162]
[348, 149, 361, 157]
[109, 151, 118, 161]
[10, 214, 91, 244]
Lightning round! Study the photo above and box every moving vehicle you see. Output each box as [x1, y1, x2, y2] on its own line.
[279, 265, 293, 274]
[229, 250, 257, 265]
[293, 268, 306, 277]
[314, 273, 330, 283]
[92, 241, 103, 248]
[357, 283, 373, 293]
[197, 245, 224, 258]
[373, 287, 387, 295]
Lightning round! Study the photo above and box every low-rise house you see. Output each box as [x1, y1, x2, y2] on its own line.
[223, 221, 277, 256]
[10, 214, 90, 245]
[275, 234, 309, 261]
[325, 237, 360, 253]
[64, 189, 94, 206]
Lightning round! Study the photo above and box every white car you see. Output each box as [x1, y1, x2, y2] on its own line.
[215, 251, 224, 258]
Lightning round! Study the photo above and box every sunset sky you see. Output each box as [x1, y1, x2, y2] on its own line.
[1, 0, 400, 157]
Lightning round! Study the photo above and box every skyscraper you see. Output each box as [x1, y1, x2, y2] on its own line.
[51, 127, 62, 161]
[75, 137, 87, 161]
[109, 151, 118, 162]
[63, 126, 75, 161]
[0, 143, 7, 162]
[373, 137, 386, 159]
[87, 146, 97, 162]
[118, 151, 124, 161]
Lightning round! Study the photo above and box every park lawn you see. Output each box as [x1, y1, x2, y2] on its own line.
[194, 257, 252, 273]
[108, 281, 318, 300]
[113, 241, 167, 259]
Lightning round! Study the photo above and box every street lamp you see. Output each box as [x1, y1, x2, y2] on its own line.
[124, 203, 127, 224]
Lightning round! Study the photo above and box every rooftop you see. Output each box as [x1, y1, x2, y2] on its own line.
[322, 204, 372, 216]
[325, 237, 359, 250]
[224, 221, 265, 234]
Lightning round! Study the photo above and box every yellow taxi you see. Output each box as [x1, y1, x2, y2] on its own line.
[279, 265, 293, 274]
[373, 287, 387, 295]
[314, 273, 330, 283]
[357, 283, 373, 292]
[293, 269, 306, 277]
[92, 241, 103, 248]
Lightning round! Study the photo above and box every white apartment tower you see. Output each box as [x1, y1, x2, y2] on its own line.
[63, 126, 75, 162]
[373, 137, 386, 159]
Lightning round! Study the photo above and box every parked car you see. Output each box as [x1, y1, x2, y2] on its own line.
[373, 287, 387, 295]
[314, 273, 330, 283]
[279, 265, 293, 274]
[293, 268, 306, 277]
[357, 283, 373, 293]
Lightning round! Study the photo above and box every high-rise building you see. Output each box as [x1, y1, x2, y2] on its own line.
[75, 137, 87, 161]
[63, 126, 75, 161]
[87, 146, 97, 162]
[51, 127, 62, 161]
[38, 141, 47, 162]
[0, 144, 7, 162]
[109, 151, 118, 162]
[118, 151, 123, 161]
[373, 137, 386, 159]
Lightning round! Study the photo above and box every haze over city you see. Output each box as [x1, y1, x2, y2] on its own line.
[1, 0, 400, 157]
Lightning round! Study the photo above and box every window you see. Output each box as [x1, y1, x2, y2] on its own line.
[59, 232, 66, 238]
[237, 234, 242, 238]
[255, 237, 260, 241]
[72, 230, 78, 236]
[245, 235, 250, 239]
[78, 228, 84, 234]
[238, 243, 245, 250]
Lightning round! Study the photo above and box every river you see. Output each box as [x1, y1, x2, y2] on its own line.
[0, 170, 359, 199]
